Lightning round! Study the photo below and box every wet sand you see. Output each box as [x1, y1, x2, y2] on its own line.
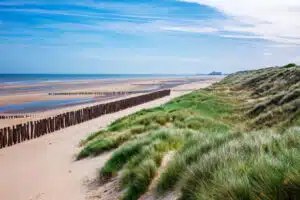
[0, 77, 216, 105]
[0, 79, 147, 106]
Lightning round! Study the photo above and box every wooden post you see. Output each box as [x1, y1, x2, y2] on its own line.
[7, 127, 12, 146]
[26, 122, 29, 140]
[3, 128, 7, 147]
[0, 129, 3, 149]
[33, 121, 37, 138]
[30, 121, 33, 139]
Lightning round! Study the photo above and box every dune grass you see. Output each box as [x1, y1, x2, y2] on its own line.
[99, 129, 194, 200]
[77, 89, 235, 160]
[78, 64, 300, 200]
[156, 131, 242, 194]
[177, 128, 300, 200]
[77, 88, 236, 199]
[156, 128, 300, 200]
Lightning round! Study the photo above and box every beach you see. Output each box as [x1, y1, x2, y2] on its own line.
[0, 78, 220, 200]
[0, 76, 219, 128]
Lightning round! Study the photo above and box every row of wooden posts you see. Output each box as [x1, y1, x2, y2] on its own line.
[0, 90, 171, 149]
[0, 115, 31, 119]
[48, 91, 147, 96]
[48, 91, 129, 96]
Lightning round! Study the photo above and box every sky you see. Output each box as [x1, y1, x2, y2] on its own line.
[1, 0, 300, 74]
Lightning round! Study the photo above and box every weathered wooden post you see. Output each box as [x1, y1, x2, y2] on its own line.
[7, 127, 12, 146]
[33, 121, 37, 138]
[0, 129, 3, 149]
[11, 126, 16, 144]
[3, 128, 7, 147]
[18, 125, 22, 143]
[19, 124, 23, 142]
[26, 122, 30, 140]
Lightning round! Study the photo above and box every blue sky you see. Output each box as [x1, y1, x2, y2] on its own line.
[1, 0, 300, 74]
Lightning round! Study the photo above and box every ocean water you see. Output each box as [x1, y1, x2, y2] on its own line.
[0, 74, 195, 85]
[0, 98, 94, 113]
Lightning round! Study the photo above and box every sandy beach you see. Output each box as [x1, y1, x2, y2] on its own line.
[0, 78, 220, 200]
[0, 76, 219, 128]
[0, 77, 216, 105]
[0, 78, 156, 106]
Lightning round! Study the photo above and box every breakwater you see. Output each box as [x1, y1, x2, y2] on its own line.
[0, 90, 170, 149]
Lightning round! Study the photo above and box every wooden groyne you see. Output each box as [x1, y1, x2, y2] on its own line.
[0, 115, 31, 119]
[0, 90, 170, 149]
[48, 90, 156, 96]
[49, 91, 128, 96]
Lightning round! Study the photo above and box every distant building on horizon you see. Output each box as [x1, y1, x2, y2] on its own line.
[208, 71, 222, 75]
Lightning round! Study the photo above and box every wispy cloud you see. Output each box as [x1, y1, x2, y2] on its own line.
[161, 26, 218, 33]
[2, 0, 300, 74]
[4, 0, 300, 45]
[74, 1, 178, 16]
[220, 34, 263, 39]
[36, 20, 220, 36]
[179, 0, 300, 45]
[0, 0, 219, 32]
[0, 8, 184, 22]
[0, 1, 222, 38]
[0, 0, 177, 15]
[0, 8, 161, 22]
[38, 21, 162, 35]
[0, 1, 180, 22]
[1, 8, 94, 17]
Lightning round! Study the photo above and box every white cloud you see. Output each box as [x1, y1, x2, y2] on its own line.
[0, 8, 172, 22]
[220, 34, 263, 39]
[37, 19, 221, 36]
[161, 26, 218, 33]
[4, 0, 300, 45]
[179, 0, 300, 45]
[0, 8, 98, 18]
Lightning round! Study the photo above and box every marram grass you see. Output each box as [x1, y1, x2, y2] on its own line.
[78, 64, 300, 200]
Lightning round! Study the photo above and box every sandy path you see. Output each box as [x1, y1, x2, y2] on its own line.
[0, 81, 215, 200]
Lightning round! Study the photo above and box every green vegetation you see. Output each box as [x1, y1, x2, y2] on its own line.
[78, 64, 300, 200]
[176, 128, 300, 200]
[78, 89, 236, 160]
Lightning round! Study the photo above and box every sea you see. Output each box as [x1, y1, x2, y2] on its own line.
[0, 74, 198, 85]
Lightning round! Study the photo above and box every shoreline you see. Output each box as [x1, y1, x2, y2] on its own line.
[0, 74, 220, 86]
[0, 75, 220, 89]
[0, 77, 219, 128]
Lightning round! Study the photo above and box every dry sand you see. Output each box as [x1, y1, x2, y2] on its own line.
[0, 80, 219, 200]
